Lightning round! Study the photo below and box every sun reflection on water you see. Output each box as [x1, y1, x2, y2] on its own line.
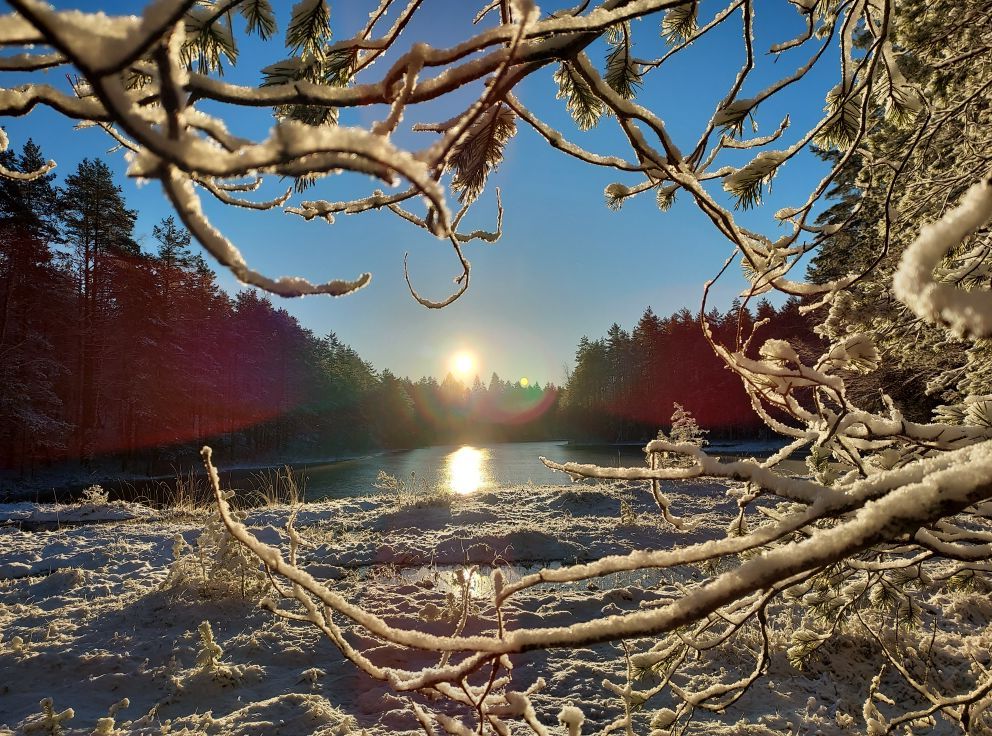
[445, 446, 489, 495]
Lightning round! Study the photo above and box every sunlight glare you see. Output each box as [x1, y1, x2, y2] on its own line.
[519, 377, 529, 387]
[446, 446, 487, 495]
[451, 351, 475, 379]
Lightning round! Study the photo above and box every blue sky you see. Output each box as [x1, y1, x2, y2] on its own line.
[1, 1, 839, 385]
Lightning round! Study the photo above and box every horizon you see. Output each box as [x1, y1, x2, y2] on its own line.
[0, 0, 837, 386]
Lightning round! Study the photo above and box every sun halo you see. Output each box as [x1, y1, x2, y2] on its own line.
[451, 350, 476, 379]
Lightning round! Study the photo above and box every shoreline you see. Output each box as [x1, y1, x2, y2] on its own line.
[0, 450, 385, 504]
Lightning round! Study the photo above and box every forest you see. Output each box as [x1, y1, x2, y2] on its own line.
[561, 299, 817, 441]
[0, 144, 816, 477]
[0, 145, 562, 475]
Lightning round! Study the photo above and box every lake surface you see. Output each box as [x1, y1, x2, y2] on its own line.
[288, 441, 639, 501]
[84, 439, 791, 505]
[209, 439, 790, 503]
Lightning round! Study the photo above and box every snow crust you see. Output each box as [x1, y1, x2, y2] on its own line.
[2, 479, 987, 735]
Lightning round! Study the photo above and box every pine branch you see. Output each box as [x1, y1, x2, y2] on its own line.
[722, 150, 787, 209]
[262, 49, 355, 127]
[661, 2, 698, 45]
[786, 628, 827, 670]
[239, 0, 276, 41]
[813, 84, 863, 150]
[450, 103, 517, 205]
[554, 60, 605, 131]
[182, 8, 238, 76]
[656, 184, 677, 211]
[278, 103, 337, 127]
[713, 98, 758, 138]
[286, 0, 331, 58]
[605, 182, 630, 210]
[605, 23, 642, 100]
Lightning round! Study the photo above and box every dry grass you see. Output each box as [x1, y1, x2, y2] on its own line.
[245, 465, 306, 507]
[373, 470, 454, 510]
[118, 464, 307, 513]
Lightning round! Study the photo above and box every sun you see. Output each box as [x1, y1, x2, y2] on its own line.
[451, 351, 476, 379]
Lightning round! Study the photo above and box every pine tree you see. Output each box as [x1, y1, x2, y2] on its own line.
[807, 0, 987, 423]
[0, 140, 72, 470]
[60, 159, 139, 459]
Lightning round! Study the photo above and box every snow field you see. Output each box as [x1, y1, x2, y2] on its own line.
[1, 481, 989, 734]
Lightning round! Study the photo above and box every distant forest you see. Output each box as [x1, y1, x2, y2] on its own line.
[1, 141, 816, 477]
[563, 299, 820, 443]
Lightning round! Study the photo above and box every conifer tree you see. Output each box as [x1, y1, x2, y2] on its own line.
[60, 159, 139, 458]
[0, 140, 71, 470]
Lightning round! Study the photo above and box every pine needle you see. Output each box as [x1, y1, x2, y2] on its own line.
[722, 150, 787, 209]
[554, 61, 605, 131]
[656, 185, 677, 211]
[604, 182, 630, 210]
[605, 23, 643, 100]
[661, 2, 698, 45]
[240, 0, 277, 40]
[182, 9, 238, 76]
[262, 50, 354, 127]
[287, 0, 331, 58]
[813, 84, 863, 150]
[450, 104, 517, 205]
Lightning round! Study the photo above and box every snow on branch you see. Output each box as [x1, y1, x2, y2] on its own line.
[0, 127, 54, 180]
[205, 437, 992, 698]
[893, 179, 992, 338]
[162, 166, 370, 297]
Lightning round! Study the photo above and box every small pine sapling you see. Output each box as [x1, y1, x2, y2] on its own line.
[22, 698, 73, 736]
[92, 699, 129, 736]
[162, 490, 270, 598]
[189, 619, 262, 685]
[668, 403, 708, 448]
[653, 404, 708, 468]
[196, 620, 224, 672]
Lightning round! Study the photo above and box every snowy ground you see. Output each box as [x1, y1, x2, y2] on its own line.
[1, 480, 989, 735]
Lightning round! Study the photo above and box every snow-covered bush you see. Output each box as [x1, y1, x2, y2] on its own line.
[5, 0, 992, 733]
[161, 489, 270, 599]
[79, 484, 109, 506]
[91, 699, 129, 736]
[179, 619, 262, 686]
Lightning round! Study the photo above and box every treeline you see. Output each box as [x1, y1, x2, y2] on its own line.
[0, 141, 559, 476]
[1, 138, 815, 478]
[559, 300, 818, 442]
